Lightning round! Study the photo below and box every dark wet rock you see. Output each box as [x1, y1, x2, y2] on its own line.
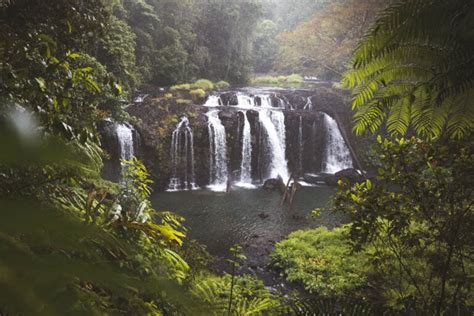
[220, 92, 238, 105]
[324, 168, 364, 186]
[218, 109, 237, 121]
[303, 173, 325, 184]
[262, 177, 285, 193]
[292, 215, 305, 221]
[258, 212, 269, 219]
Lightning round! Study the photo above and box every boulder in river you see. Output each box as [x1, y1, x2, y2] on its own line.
[262, 176, 286, 193]
[324, 168, 364, 186]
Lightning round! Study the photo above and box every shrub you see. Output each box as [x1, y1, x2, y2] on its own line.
[215, 80, 230, 89]
[286, 73, 304, 83]
[190, 273, 279, 314]
[190, 88, 206, 98]
[193, 79, 214, 90]
[271, 225, 368, 296]
[164, 93, 173, 98]
[251, 76, 279, 84]
[170, 83, 191, 91]
[251, 74, 303, 85]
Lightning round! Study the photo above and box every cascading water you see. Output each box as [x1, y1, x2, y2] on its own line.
[236, 111, 253, 188]
[168, 117, 197, 191]
[322, 113, 353, 173]
[204, 95, 223, 107]
[304, 97, 313, 110]
[206, 110, 228, 191]
[116, 123, 134, 161]
[258, 110, 289, 181]
[237, 93, 255, 108]
[298, 116, 303, 172]
[256, 94, 273, 108]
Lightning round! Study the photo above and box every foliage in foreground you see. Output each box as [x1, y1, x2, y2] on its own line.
[190, 273, 279, 315]
[0, 122, 195, 314]
[343, 0, 474, 139]
[333, 136, 474, 315]
[271, 226, 368, 297]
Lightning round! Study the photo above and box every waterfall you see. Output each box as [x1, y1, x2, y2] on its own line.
[168, 117, 197, 191]
[206, 110, 228, 191]
[258, 110, 289, 181]
[304, 97, 313, 110]
[237, 93, 255, 108]
[322, 113, 353, 173]
[204, 95, 222, 107]
[257, 94, 272, 108]
[116, 123, 134, 161]
[298, 116, 303, 172]
[236, 111, 253, 188]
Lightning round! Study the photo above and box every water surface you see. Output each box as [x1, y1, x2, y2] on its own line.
[153, 185, 342, 261]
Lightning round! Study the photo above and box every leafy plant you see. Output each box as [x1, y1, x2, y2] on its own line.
[190, 88, 207, 99]
[193, 79, 214, 90]
[215, 80, 230, 89]
[271, 226, 369, 297]
[333, 136, 474, 314]
[190, 273, 279, 315]
[343, 0, 474, 139]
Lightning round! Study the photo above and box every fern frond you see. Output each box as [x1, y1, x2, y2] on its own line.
[343, 0, 474, 139]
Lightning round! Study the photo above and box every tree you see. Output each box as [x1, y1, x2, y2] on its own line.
[343, 0, 474, 139]
[333, 137, 474, 314]
[197, 0, 262, 83]
[253, 19, 279, 73]
[274, 0, 386, 79]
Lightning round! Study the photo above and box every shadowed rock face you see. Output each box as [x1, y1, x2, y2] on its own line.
[101, 86, 361, 191]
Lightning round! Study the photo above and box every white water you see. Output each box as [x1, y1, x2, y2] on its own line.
[204, 95, 223, 107]
[168, 117, 197, 191]
[257, 95, 273, 108]
[258, 110, 289, 181]
[304, 97, 313, 110]
[298, 116, 303, 172]
[236, 111, 254, 188]
[322, 113, 353, 173]
[276, 97, 286, 109]
[237, 93, 255, 108]
[116, 123, 134, 161]
[206, 110, 228, 191]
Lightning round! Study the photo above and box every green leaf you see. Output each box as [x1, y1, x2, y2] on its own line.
[34, 77, 46, 91]
[67, 51, 81, 59]
[350, 194, 360, 203]
[366, 179, 372, 190]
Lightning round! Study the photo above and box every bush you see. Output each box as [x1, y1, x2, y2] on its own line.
[170, 83, 191, 91]
[193, 79, 214, 90]
[215, 80, 230, 89]
[286, 73, 304, 83]
[271, 225, 368, 296]
[251, 76, 279, 84]
[190, 273, 279, 314]
[251, 74, 304, 85]
[190, 88, 206, 98]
